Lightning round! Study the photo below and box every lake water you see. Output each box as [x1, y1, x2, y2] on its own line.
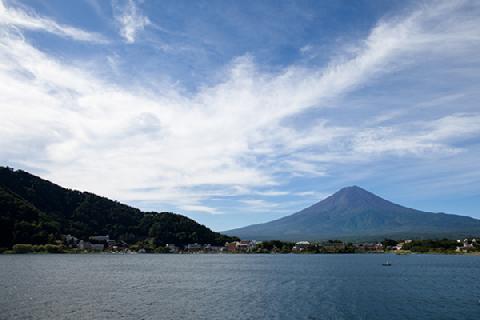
[0, 254, 479, 319]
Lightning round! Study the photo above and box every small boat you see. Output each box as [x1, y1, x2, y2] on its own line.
[382, 261, 392, 266]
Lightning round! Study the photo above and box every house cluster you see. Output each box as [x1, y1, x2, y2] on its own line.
[392, 239, 412, 251]
[292, 241, 347, 252]
[63, 234, 128, 252]
[456, 238, 478, 252]
[59, 235, 480, 254]
[225, 240, 260, 253]
[378, 239, 413, 251]
[181, 240, 262, 253]
[61, 236, 263, 254]
[183, 243, 226, 253]
[292, 241, 311, 252]
[293, 241, 383, 253]
[352, 242, 384, 253]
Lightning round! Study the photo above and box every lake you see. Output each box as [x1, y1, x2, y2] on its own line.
[0, 254, 479, 319]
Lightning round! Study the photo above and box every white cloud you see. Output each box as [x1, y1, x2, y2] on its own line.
[239, 199, 280, 212]
[255, 190, 290, 197]
[113, 0, 150, 43]
[349, 114, 480, 156]
[180, 205, 219, 215]
[0, 0, 479, 216]
[0, 0, 106, 42]
[294, 191, 322, 197]
[424, 113, 480, 141]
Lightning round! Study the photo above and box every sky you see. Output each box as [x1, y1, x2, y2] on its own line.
[0, 0, 479, 231]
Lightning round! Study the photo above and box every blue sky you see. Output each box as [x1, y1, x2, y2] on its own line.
[1, 0, 479, 231]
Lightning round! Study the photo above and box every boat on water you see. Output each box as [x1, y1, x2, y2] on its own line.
[382, 261, 392, 266]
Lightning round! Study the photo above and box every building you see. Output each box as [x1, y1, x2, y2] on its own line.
[90, 243, 105, 251]
[186, 243, 203, 252]
[223, 240, 258, 253]
[225, 241, 238, 253]
[292, 241, 311, 252]
[197, 244, 223, 253]
[323, 241, 346, 252]
[106, 240, 116, 248]
[236, 241, 250, 252]
[463, 239, 474, 249]
[78, 240, 89, 250]
[237, 240, 258, 252]
[166, 244, 179, 253]
[89, 235, 110, 242]
[63, 234, 79, 247]
[64, 234, 78, 243]
[78, 240, 104, 251]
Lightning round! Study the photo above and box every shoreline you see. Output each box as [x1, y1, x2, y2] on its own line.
[2, 251, 480, 256]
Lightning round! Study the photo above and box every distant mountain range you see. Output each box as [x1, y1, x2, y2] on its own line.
[0, 167, 235, 249]
[225, 186, 480, 241]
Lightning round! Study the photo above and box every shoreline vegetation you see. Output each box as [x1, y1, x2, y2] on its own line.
[2, 238, 479, 255]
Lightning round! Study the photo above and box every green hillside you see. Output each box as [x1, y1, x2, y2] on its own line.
[0, 167, 235, 249]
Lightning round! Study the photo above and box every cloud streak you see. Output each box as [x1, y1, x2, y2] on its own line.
[0, 0, 479, 220]
[0, 0, 106, 42]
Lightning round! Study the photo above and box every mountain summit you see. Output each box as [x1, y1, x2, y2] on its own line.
[225, 186, 480, 241]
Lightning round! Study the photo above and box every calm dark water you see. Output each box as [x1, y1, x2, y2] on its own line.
[1, 254, 479, 320]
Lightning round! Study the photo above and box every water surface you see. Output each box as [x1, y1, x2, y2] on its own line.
[1, 254, 479, 319]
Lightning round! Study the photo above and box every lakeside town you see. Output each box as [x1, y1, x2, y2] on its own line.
[4, 234, 480, 255]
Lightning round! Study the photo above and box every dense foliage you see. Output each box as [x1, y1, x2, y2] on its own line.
[401, 239, 460, 252]
[254, 240, 356, 253]
[0, 167, 236, 248]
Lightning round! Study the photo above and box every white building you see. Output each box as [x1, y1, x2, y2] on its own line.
[293, 241, 310, 252]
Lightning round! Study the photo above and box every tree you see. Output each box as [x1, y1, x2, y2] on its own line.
[13, 244, 33, 253]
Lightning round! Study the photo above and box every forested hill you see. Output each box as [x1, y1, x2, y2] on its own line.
[0, 167, 235, 249]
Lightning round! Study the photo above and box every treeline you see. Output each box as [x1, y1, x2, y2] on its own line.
[0, 243, 170, 254]
[0, 167, 236, 249]
[401, 239, 477, 253]
[5, 244, 64, 254]
[255, 240, 355, 253]
[240, 239, 480, 254]
[381, 238, 480, 253]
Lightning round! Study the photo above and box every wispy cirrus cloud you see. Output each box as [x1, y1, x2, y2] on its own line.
[0, 0, 479, 224]
[112, 0, 150, 43]
[0, 0, 106, 42]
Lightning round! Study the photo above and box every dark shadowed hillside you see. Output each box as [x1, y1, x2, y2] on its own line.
[225, 186, 480, 241]
[0, 167, 235, 248]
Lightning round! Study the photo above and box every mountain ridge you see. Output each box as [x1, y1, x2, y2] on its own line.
[0, 166, 236, 248]
[225, 186, 480, 241]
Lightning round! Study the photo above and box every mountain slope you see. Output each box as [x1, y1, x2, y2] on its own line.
[0, 167, 235, 248]
[225, 186, 480, 241]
